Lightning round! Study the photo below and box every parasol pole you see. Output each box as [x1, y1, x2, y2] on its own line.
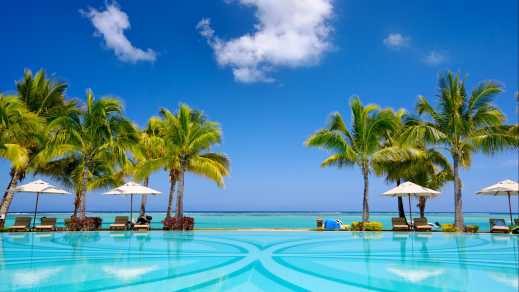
[130, 194, 134, 222]
[408, 194, 413, 230]
[33, 192, 40, 228]
[507, 191, 512, 225]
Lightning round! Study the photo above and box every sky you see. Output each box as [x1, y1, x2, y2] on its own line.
[0, 0, 517, 213]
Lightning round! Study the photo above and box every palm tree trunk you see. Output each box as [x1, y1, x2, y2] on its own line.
[0, 168, 21, 217]
[396, 179, 405, 218]
[397, 197, 405, 218]
[140, 176, 149, 217]
[362, 165, 369, 223]
[72, 191, 80, 217]
[418, 197, 426, 218]
[175, 169, 185, 223]
[166, 170, 177, 218]
[79, 165, 88, 220]
[453, 155, 464, 230]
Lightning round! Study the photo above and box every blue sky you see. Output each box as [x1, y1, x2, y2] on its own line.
[0, 0, 517, 213]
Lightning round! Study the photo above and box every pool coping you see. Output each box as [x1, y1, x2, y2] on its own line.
[1, 228, 515, 234]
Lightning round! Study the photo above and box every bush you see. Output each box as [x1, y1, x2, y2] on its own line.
[351, 221, 383, 231]
[464, 225, 479, 233]
[441, 224, 459, 232]
[68, 217, 102, 231]
[163, 216, 194, 230]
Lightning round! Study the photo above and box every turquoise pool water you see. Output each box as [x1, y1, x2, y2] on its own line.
[4, 212, 517, 231]
[0, 231, 517, 291]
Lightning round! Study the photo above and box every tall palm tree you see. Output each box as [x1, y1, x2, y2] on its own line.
[133, 117, 165, 217]
[305, 97, 397, 223]
[45, 89, 138, 220]
[141, 104, 230, 228]
[402, 72, 518, 229]
[0, 95, 43, 217]
[0, 69, 74, 217]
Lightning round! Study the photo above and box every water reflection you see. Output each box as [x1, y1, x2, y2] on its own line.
[386, 267, 444, 283]
[12, 267, 63, 287]
[101, 265, 158, 282]
[392, 232, 410, 262]
[162, 232, 195, 277]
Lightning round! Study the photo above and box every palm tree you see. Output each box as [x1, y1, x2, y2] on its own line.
[372, 109, 415, 219]
[409, 150, 452, 218]
[374, 144, 452, 219]
[402, 72, 518, 229]
[0, 69, 76, 217]
[372, 109, 453, 220]
[45, 89, 138, 220]
[141, 104, 230, 228]
[0, 95, 43, 217]
[16, 69, 69, 118]
[133, 117, 165, 217]
[305, 97, 397, 223]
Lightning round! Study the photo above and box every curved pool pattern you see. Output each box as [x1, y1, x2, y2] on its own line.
[0, 231, 517, 291]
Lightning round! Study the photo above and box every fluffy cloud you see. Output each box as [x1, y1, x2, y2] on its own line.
[83, 3, 156, 63]
[197, 0, 334, 83]
[423, 51, 446, 66]
[383, 33, 409, 49]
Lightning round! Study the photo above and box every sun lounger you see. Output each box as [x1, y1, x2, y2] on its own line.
[34, 218, 57, 231]
[133, 224, 150, 231]
[109, 216, 129, 231]
[489, 219, 509, 233]
[413, 218, 433, 232]
[392, 217, 410, 231]
[8, 216, 32, 232]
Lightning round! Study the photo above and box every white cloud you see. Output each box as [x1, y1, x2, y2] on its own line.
[383, 33, 409, 49]
[197, 0, 334, 83]
[423, 51, 446, 66]
[83, 3, 156, 63]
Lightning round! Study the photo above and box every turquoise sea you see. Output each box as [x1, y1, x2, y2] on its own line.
[4, 211, 516, 231]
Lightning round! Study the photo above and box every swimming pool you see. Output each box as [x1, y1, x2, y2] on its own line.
[0, 231, 517, 291]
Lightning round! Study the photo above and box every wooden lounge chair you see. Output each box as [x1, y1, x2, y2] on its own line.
[8, 216, 32, 232]
[109, 216, 129, 231]
[489, 219, 509, 233]
[133, 224, 150, 231]
[34, 218, 57, 232]
[413, 218, 433, 232]
[392, 217, 410, 231]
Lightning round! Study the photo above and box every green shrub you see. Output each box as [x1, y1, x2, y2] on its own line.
[351, 222, 361, 231]
[441, 224, 459, 232]
[366, 222, 383, 231]
[351, 221, 383, 231]
[464, 225, 479, 233]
